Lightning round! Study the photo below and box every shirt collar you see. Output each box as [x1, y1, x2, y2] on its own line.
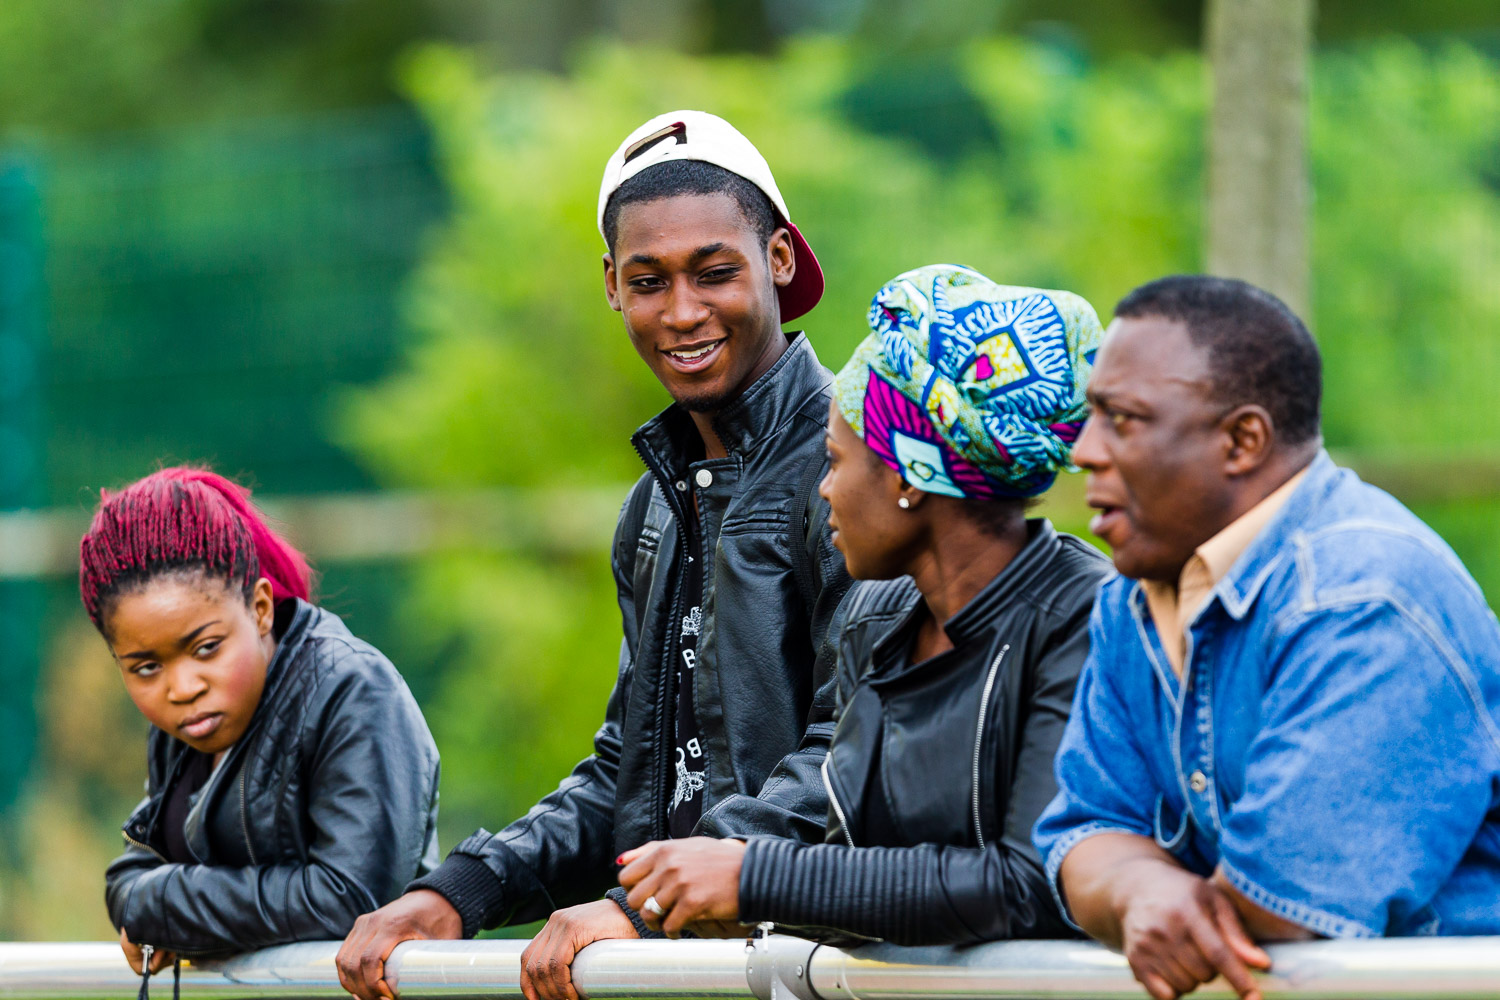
[1135, 453, 1324, 673]
[1198, 463, 1310, 587]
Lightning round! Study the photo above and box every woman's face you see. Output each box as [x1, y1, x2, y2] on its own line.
[104, 575, 276, 756]
[819, 401, 923, 580]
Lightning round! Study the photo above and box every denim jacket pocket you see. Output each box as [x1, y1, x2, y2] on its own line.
[1153, 794, 1192, 855]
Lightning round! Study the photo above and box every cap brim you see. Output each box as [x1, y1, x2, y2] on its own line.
[778, 220, 823, 324]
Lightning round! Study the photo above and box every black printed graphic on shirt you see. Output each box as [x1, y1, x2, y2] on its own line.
[669, 531, 706, 838]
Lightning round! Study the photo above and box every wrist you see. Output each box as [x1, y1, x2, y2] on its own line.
[407, 855, 503, 939]
[605, 887, 652, 938]
[1100, 855, 1195, 940]
[410, 889, 464, 937]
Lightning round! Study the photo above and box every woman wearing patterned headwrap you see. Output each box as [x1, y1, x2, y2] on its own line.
[616, 264, 1113, 944]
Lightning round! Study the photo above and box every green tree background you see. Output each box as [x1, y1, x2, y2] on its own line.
[1, 0, 1497, 938]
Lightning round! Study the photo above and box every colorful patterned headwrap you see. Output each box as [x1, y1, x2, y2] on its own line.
[833, 264, 1103, 499]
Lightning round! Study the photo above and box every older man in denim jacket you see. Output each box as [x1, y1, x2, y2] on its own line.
[1034, 276, 1500, 1000]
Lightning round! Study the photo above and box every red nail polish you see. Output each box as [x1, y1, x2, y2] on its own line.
[616, 854, 625, 865]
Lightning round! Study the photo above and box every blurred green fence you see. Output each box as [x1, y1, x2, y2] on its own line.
[0, 159, 45, 836]
[36, 108, 445, 499]
[0, 109, 446, 869]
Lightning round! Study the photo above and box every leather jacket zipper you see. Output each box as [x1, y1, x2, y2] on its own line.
[655, 583, 687, 840]
[122, 744, 196, 862]
[632, 437, 694, 841]
[135, 945, 181, 1000]
[123, 828, 166, 863]
[137, 944, 154, 1000]
[821, 755, 855, 848]
[238, 759, 258, 866]
[971, 644, 1010, 850]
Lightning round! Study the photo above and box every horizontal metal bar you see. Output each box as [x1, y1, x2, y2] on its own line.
[808, 936, 1500, 999]
[1, 936, 1498, 1000]
[388, 939, 759, 998]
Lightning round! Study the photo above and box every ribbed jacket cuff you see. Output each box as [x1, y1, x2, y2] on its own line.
[739, 838, 938, 943]
[408, 853, 505, 940]
[605, 886, 663, 939]
[739, 837, 811, 923]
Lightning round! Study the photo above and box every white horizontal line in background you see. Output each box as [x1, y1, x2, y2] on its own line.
[4, 451, 1496, 580]
[0, 486, 631, 579]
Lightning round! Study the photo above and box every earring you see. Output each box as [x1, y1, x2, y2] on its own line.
[898, 497, 911, 509]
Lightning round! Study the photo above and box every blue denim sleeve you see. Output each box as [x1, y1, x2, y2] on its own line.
[1217, 599, 1500, 938]
[1034, 595, 1159, 926]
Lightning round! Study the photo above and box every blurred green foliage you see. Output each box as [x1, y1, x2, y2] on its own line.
[1313, 42, 1500, 453]
[0, 0, 446, 134]
[4, 0, 1496, 142]
[339, 34, 1500, 865]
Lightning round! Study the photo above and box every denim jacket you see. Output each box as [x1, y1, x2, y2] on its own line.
[1035, 452, 1500, 937]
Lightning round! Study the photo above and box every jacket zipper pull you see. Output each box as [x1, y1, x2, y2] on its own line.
[137, 944, 154, 1000]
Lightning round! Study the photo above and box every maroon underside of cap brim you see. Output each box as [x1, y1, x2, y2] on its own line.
[778, 220, 824, 324]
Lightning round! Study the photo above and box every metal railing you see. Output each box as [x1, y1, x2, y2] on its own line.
[1, 935, 1498, 999]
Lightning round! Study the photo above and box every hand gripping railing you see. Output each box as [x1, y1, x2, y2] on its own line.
[1, 936, 1498, 999]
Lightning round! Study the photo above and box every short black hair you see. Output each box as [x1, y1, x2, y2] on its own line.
[1115, 275, 1322, 444]
[602, 159, 778, 253]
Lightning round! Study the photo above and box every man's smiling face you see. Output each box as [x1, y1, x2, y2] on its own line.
[604, 191, 794, 413]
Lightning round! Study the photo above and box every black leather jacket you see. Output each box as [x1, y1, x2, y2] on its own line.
[739, 520, 1109, 944]
[105, 599, 441, 954]
[413, 334, 853, 937]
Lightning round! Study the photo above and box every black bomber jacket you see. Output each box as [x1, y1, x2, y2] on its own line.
[413, 333, 854, 937]
[105, 599, 442, 954]
[739, 519, 1110, 944]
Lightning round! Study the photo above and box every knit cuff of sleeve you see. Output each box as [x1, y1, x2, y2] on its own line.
[605, 886, 664, 939]
[408, 853, 506, 940]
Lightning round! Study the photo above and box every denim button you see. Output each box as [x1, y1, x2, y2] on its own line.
[1189, 770, 1208, 793]
[695, 469, 713, 488]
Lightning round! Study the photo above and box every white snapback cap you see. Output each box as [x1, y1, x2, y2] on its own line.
[598, 110, 824, 323]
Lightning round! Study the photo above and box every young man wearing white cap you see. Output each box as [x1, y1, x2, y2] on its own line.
[338, 111, 852, 1000]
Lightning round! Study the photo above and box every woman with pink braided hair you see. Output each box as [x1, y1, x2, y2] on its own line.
[82, 467, 439, 976]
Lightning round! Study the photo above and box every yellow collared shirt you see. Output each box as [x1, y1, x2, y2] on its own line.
[1141, 468, 1309, 677]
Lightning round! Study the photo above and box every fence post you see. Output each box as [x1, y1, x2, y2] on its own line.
[1205, 0, 1314, 318]
[0, 154, 45, 933]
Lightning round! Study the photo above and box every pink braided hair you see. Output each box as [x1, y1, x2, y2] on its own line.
[79, 466, 312, 629]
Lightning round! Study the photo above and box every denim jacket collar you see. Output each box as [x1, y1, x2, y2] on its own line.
[1124, 450, 1338, 629]
[1210, 450, 1337, 621]
[630, 332, 826, 476]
